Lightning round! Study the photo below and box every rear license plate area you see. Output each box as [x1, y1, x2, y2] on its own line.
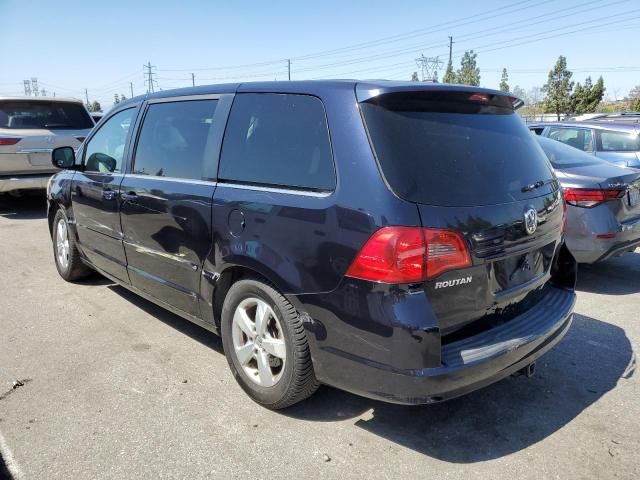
[491, 242, 555, 293]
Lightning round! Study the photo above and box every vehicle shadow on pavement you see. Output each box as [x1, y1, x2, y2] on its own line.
[284, 313, 634, 462]
[577, 251, 640, 295]
[107, 285, 224, 354]
[0, 452, 12, 480]
[0, 193, 47, 220]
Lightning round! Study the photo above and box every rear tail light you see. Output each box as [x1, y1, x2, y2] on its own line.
[345, 226, 471, 283]
[0, 137, 22, 146]
[563, 188, 625, 208]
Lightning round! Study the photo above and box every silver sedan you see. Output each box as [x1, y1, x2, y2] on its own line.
[537, 135, 640, 263]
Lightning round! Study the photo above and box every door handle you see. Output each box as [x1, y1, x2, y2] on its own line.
[102, 190, 116, 201]
[120, 191, 138, 203]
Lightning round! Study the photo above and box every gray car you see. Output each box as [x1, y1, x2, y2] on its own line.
[0, 97, 94, 194]
[529, 121, 640, 168]
[537, 136, 640, 263]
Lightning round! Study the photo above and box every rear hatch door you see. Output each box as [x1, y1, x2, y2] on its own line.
[360, 88, 563, 334]
[0, 100, 93, 175]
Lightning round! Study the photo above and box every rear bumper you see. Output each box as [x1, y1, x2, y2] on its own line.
[297, 284, 576, 405]
[567, 213, 640, 263]
[0, 174, 53, 193]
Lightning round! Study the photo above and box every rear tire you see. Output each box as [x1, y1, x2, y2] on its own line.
[221, 278, 319, 409]
[52, 209, 92, 281]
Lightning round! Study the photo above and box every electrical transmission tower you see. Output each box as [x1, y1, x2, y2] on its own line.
[144, 62, 158, 93]
[30, 77, 39, 96]
[23, 80, 31, 96]
[415, 55, 443, 82]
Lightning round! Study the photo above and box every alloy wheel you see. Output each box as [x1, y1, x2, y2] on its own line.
[231, 297, 287, 387]
[56, 217, 70, 270]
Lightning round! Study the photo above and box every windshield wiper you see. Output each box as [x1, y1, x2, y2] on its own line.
[521, 180, 547, 192]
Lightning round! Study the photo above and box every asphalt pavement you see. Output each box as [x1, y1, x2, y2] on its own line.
[0, 194, 638, 479]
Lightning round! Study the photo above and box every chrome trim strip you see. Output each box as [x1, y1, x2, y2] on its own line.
[147, 94, 221, 104]
[17, 148, 54, 153]
[124, 174, 216, 186]
[216, 182, 333, 198]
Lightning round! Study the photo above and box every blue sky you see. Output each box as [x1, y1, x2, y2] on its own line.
[1, 0, 639, 108]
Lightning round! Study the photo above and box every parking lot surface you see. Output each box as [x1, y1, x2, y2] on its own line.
[0, 195, 638, 479]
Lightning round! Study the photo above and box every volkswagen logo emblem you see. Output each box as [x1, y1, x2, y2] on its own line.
[524, 208, 538, 235]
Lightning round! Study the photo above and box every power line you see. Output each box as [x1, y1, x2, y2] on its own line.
[311, 7, 640, 79]
[151, 0, 547, 74]
[292, 0, 619, 75]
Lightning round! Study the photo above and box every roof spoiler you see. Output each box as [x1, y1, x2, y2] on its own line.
[356, 82, 524, 110]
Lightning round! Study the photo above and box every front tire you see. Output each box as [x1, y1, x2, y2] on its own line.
[52, 209, 92, 281]
[221, 278, 319, 409]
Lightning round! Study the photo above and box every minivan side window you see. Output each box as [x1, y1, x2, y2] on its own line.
[548, 127, 593, 152]
[133, 100, 218, 180]
[218, 93, 335, 191]
[84, 108, 135, 173]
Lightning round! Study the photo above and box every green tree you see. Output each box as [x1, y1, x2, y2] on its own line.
[442, 59, 456, 84]
[628, 85, 640, 101]
[571, 76, 605, 114]
[86, 100, 102, 112]
[632, 96, 640, 111]
[499, 68, 509, 92]
[512, 85, 526, 101]
[411, 72, 419, 82]
[456, 50, 480, 86]
[542, 55, 574, 120]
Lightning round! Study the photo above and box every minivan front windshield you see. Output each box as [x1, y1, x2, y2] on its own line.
[361, 91, 557, 207]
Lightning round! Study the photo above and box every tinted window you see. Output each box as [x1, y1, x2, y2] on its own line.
[597, 129, 640, 152]
[536, 136, 601, 167]
[361, 92, 556, 207]
[0, 100, 93, 129]
[548, 127, 593, 152]
[133, 100, 218, 180]
[84, 108, 135, 173]
[219, 93, 335, 191]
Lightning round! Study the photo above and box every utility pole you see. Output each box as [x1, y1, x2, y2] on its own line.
[448, 36, 454, 65]
[130, 82, 134, 98]
[287, 59, 291, 81]
[144, 61, 157, 93]
[191, 73, 195, 87]
[85, 88, 89, 105]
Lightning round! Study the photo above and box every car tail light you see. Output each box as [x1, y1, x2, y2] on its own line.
[75, 136, 86, 143]
[345, 227, 471, 283]
[0, 137, 22, 146]
[563, 188, 625, 208]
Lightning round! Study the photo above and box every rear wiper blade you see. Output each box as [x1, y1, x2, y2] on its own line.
[521, 179, 549, 192]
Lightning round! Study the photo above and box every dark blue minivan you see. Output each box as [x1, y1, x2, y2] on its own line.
[47, 81, 576, 408]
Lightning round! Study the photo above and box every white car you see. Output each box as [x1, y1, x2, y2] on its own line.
[0, 97, 94, 194]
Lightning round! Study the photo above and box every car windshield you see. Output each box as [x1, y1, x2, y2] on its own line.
[536, 136, 603, 167]
[361, 91, 556, 206]
[0, 100, 94, 129]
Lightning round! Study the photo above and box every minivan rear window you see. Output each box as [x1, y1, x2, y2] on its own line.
[361, 92, 556, 206]
[0, 101, 94, 130]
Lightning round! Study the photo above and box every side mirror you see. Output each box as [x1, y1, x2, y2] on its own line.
[52, 146, 76, 169]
